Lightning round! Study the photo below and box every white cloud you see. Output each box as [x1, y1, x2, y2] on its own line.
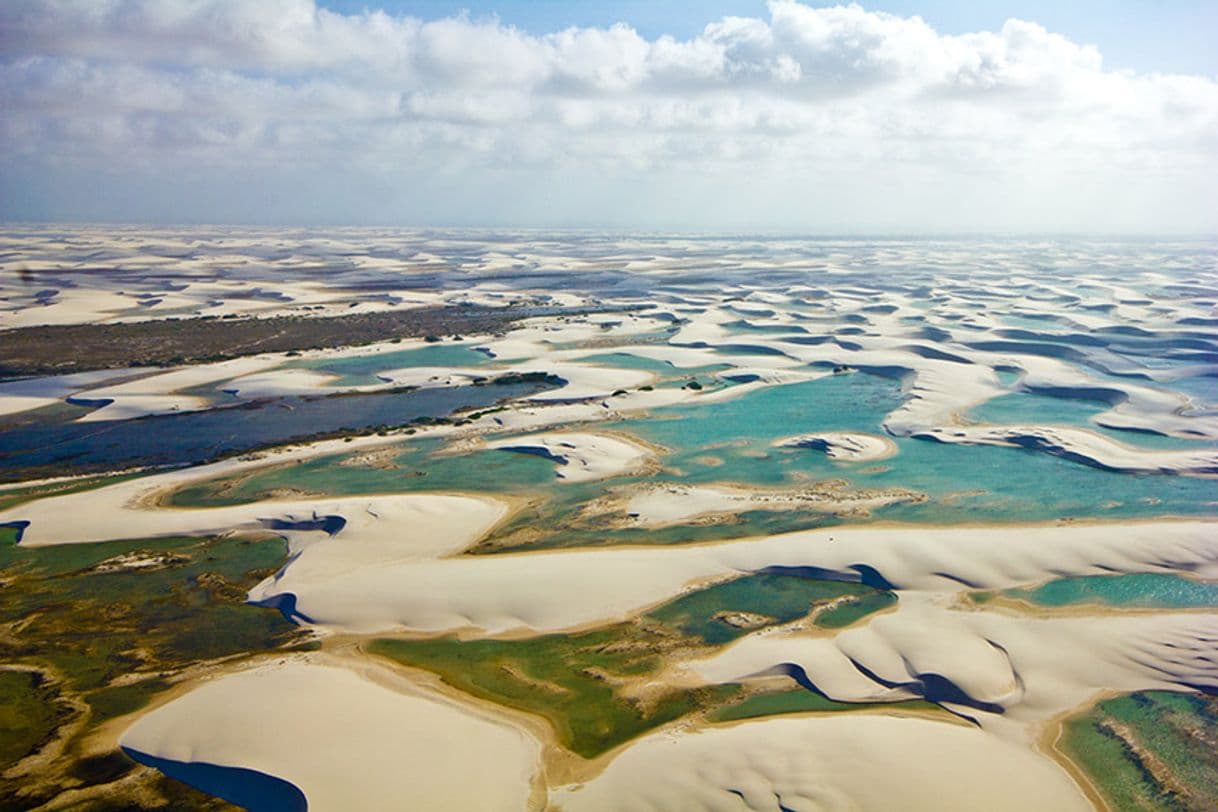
[1, 0, 1215, 231]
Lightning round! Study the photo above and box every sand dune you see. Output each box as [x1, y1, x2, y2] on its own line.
[220, 368, 351, 399]
[121, 656, 541, 812]
[776, 431, 898, 461]
[692, 595, 1218, 734]
[551, 713, 1091, 812]
[0, 369, 139, 417]
[244, 519, 1217, 635]
[616, 481, 917, 527]
[484, 431, 656, 482]
[4, 486, 504, 562]
[6, 460, 1212, 637]
[916, 424, 1218, 475]
[67, 357, 286, 421]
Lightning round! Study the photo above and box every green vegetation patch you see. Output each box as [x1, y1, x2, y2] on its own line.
[2, 531, 300, 708]
[85, 679, 174, 723]
[0, 670, 62, 768]
[371, 572, 897, 758]
[0, 526, 303, 807]
[815, 591, 898, 628]
[1059, 691, 1218, 812]
[370, 625, 738, 759]
[647, 572, 895, 643]
[710, 688, 939, 724]
[0, 471, 146, 513]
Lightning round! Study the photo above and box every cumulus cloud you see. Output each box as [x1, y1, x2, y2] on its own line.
[1, 0, 1215, 231]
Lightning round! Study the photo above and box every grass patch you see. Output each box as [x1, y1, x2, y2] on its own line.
[1059, 691, 1218, 812]
[0, 527, 303, 806]
[369, 626, 739, 758]
[814, 591, 897, 628]
[85, 679, 173, 726]
[0, 670, 61, 767]
[710, 688, 940, 723]
[371, 571, 898, 758]
[3, 533, 299, 699]
[648, 572, 894, 643]
[0, 471, 146, 512]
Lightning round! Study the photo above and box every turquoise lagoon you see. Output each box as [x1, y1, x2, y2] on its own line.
[289, 343, 493, 387]
[995, 573, 1218, 610]
[172, 371, 1218, 551]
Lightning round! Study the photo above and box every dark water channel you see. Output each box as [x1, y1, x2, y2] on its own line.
[0, 382, 544, 482]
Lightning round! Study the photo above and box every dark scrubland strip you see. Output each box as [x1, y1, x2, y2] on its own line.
[0, 302, 649, 379]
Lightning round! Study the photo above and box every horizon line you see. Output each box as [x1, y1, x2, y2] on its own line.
[3, 220, 1216, 242]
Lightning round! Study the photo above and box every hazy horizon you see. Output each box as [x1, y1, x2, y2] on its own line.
[3, 222, 1216, 241]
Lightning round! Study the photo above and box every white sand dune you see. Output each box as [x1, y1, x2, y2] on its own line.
[520, 363, 654, 403]
[68, 357, 285, 422]
[714, 367, 822, 386]
[470, 314, 663, 362]
[120, 656, 541, 812]
[379, 365, 490, 389]
[643, 302, 1218, 468]
[248, 494, 509, 586]
[916, 424, 1218, 475]
[7, 462, 1210, 638]
[619, 482, 915, 527]
[220, 368, 350, 398]
[70, 393, 214, 422]
[1, 289, 138, 328]
[27, 271, 1212, 473]
[245, 520, 1218, 635]
[5, 487, 505, 563]
[485, 432, 655, 482]
[551, 714, 1091, 812]
[668, 307, 737, 345]
[0, 369, 140, 417]
[967, 349, 1218, 440]
[0, 339, 454, 421]
[692, 595, 1218, 734]
[464, 376, 773, 436]
[776, 431, 898, 461]
[579, 343, 805, 373]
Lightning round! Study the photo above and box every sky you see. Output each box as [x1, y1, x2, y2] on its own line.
[1, 1, 1215, 234]
[317, 1, 1218, 76]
